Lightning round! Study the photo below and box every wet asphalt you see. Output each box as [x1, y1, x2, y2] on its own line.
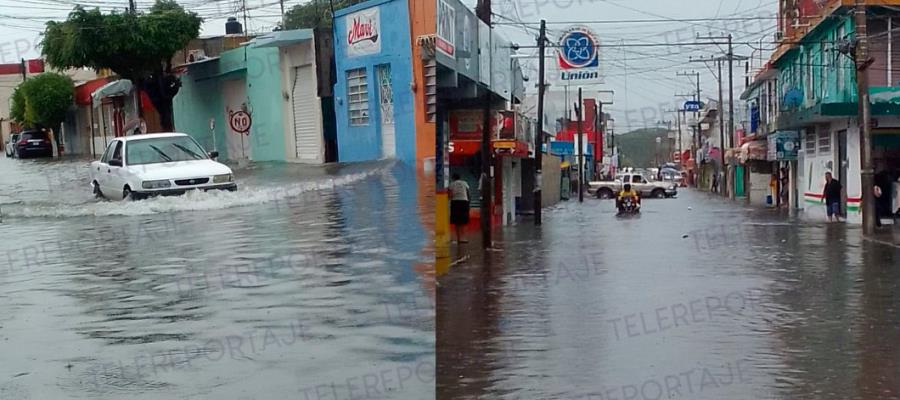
[0, 156, 435, 400]
[437, 189, 900, 400]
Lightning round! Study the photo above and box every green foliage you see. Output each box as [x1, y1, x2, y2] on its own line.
[40, 1, 201, 130]
[12, 73, 74, 132]
[615, 128, 670, 168]
[42, 1, 201, 80]
[284, 0, 354, 30]
[10, 88, 26, 124]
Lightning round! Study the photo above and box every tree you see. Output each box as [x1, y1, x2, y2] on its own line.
[8, 73, 74, 150]
[41, 1, 202, 131]
[9, 87, 25, 125]
[21, 73, 75, 135]
[284, 0, 354, 30]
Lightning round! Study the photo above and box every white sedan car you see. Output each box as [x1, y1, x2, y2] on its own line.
[89, 133, 236, 200]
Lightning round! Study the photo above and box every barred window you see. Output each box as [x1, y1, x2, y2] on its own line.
[805, 128, 816, 155]
[818, 129, 831, 154]
[347, 68, 369, 126]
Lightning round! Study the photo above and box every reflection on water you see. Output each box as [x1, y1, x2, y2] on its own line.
[438, 190, 900, 400]
[0, 157, 434, 400]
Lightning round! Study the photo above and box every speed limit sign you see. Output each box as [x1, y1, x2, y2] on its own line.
[229, 110, 252, 134]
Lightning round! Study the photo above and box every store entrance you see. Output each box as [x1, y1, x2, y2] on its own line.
[873, 130, 900, 220]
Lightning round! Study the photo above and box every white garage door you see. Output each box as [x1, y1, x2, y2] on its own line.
[292, 65, 320, 161]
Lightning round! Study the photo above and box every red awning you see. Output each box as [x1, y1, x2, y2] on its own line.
[74, 77, 111, 106]
[140, 90, 155, 113]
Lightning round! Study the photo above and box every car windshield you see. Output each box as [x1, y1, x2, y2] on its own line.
[20, 131, 48, 140]
[10, 134, 19, 141]
[126, 136, 208, 166]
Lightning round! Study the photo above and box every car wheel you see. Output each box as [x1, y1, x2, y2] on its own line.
[597, 188, 614, 199]
[92, 181, 104, 199]
[652, 189, 666, 199]
[123, 186, 140, 201]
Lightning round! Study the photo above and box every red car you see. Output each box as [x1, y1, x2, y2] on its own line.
[14, 130, 53, 159]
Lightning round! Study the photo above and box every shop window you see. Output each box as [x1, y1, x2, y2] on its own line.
[805, 129, 816, 155]
[818, 129, 831, 154]
[346, 68, 369, 126]
[424, 59, 437, 123]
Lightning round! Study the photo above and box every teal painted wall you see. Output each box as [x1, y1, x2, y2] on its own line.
[174, 45, 286, 161]
[245, 46, 285, 162]
[775, 16, 859, 112]
[174, 74, 224, 155]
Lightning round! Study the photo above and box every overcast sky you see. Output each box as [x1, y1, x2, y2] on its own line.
[0, 0, 780, 132]
[0, 0, 295, 64]
[463, 0, 780, 132]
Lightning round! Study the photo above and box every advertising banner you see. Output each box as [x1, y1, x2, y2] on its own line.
[436, 0, 456, 58]
[552, 25, 603, 85]
[345, 7, 381, 57]
[767, 131, 800, 161]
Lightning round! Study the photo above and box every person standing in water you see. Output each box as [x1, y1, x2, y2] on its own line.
[822, 171, 843, 222]
[449, 174, 471, 244]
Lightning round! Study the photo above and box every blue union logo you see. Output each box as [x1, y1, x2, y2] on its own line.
[557, 27, 599, 70]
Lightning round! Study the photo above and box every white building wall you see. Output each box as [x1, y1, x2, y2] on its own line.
[797, 121, 864, 223]
[280, 40, 324, 164]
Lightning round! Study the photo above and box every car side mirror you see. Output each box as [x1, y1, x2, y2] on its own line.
[109, 159, 122, 167]
[208, 151, 219, 159]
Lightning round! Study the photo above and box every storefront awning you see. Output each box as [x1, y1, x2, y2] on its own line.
[91, 79, 133, 107]
[739, 140, 768, 163]
[75, 77, 111, 106]
[251, 29, 313, 48]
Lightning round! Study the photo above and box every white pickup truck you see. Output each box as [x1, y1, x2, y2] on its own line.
[589, 173, 678, 199]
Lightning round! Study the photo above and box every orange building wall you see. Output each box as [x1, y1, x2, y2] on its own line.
[409, 0, 436, 170]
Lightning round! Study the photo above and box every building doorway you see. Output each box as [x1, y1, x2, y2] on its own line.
[376, 64, 395, 159]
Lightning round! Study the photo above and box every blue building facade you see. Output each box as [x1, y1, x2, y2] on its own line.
[333, 0, 415, 165]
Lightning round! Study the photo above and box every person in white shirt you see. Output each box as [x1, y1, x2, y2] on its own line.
[449, 173, 471, 244]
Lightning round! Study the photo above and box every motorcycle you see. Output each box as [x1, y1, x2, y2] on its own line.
[617, 195, 641, 216]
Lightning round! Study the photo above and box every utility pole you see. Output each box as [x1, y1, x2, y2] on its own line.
[674, 93, 695, 166]
[693, 36, 747, 196]
[677, 71, 701, 186]
[597, 90, 614, 177]
[855, 0, 875, 234]
[576, 88, 584, 203]
[535, 19, 546, 226]
[128, 0, 135, 12]
[477, 0, 492, 247]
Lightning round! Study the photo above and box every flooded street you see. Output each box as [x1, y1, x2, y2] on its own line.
[0, 156, 435, 400]
[437, 190, 900, 400]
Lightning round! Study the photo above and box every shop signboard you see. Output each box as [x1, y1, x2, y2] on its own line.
[767, 131, 800, 161]
[449, 110, 482, 140]
[436, 0, 456, 58]
[345, 7, 381, 57]
[683, 101, 702, 112]
[552, 25, 603, 85]
[450, 109, 505, 141]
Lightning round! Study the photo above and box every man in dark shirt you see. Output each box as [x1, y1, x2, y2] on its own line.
[822, 171, 843, 222]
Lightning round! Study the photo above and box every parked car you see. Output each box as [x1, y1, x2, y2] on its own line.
[589, 173, 678, 199]
[14, 130, 53, 159]
[5, 133, 19, 157]
[89, 133, 236, 200]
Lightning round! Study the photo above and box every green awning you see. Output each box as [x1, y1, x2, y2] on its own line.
[250, 29, 314, 48]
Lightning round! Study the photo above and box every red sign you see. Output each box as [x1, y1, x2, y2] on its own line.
[348, 17, 378, 46]
[229, 110, 252, 134]
[449, 110, 504, 140]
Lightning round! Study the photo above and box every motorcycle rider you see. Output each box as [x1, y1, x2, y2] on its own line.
[616, 183, 641, 212]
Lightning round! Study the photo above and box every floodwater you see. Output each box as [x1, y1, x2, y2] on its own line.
[438, 190, 900, 400]
[0, 156, 435, 400]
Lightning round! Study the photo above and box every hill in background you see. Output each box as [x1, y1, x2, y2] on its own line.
[614, 128, 670, 168]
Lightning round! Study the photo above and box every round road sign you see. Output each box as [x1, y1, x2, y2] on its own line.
[229, 110, 252, 134]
